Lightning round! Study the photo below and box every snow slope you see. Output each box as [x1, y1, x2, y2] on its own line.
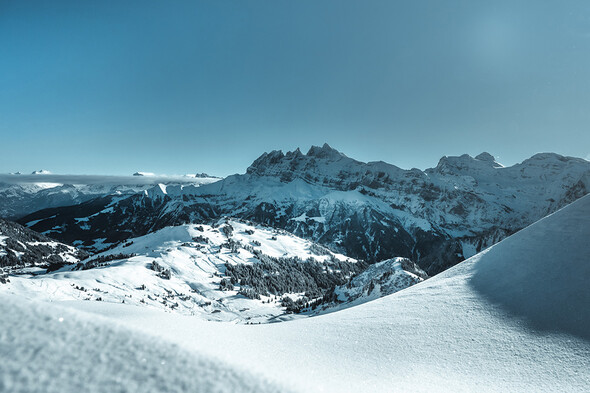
[68, 194, 590, 392]
[0, 295, 286, 393]
[3, 219, 383, 323]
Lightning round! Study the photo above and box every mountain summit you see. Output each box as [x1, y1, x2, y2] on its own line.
[247, 143, 403, 189]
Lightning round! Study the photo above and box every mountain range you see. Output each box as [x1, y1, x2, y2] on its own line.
[12, 144, 589, 275]
[1, 144, 589, 392]
[0, 173, 219, 219]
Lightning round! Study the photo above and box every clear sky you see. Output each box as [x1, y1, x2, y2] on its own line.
[1, 0, 589, 176]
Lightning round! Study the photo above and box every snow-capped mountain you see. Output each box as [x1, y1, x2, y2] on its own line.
[18, 145, 589, 275]
[0, 173, 220, 219]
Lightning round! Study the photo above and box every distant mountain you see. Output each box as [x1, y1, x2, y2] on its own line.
[0, 173, 220, 219]
[30, 169, 52, 175]
[16, 145, 590, 275]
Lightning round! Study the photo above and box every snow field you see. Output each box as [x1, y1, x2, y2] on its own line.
[0, 294, 287, 393]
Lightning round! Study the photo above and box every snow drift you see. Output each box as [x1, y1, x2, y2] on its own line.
[0, 294, 286, 393]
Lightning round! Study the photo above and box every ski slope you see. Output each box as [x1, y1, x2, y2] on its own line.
[63, 194, 590, 392]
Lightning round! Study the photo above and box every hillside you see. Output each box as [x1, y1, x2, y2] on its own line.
[0, 218, 87, 277]
[67, 194, 590, 392]
[0, 218, 425, 322]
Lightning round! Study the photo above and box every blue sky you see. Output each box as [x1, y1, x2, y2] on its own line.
[1, 1, 589, 176]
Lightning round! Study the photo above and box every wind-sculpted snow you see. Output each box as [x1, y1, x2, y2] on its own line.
[469, 194, 590, 339]
[0, 295, 286, 393]
[67, 194, 590, 393]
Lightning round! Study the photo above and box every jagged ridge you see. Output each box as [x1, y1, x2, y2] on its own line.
[16, 146, 590, 275]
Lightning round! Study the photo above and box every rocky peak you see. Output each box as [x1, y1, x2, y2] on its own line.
[246, 150, 286, 175]
[431, 152, 504, 175]
[306, 143, 346, 160]
[144, 184, 168, 200]
[284, 148, 304, 160]
[432, 154, 471, 174]
[475, 152, 503, 168]
[522, 152, 583, 165]
[475, 152, 494, 162]
[245, 144, 410, 192]
[246, 144, 348, 177]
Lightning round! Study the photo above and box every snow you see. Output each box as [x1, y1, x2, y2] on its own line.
[1, 219, 354, 323]
[0, 295, 286, 393]
[227, 220, 349, 262]
[56, 194, 590, 392]
[24, 216, 56, 227]
[26, 241, 60, 247]
[30, 169, 52, 175]
[326, 257, 426, 312]
[460, 240, 478, 259]
[30, 182, 63, 189]
[290, 212, 326, 223]
[0, 235, 7, 257]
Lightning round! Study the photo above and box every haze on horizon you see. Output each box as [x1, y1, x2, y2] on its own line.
[1, 0, 589, 177]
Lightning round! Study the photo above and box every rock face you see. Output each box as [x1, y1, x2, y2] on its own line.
[16, 145, 590, 275]
[0, 218, 88, 272]
[315, 257, 428, 313]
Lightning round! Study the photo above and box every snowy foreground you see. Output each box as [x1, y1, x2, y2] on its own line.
[2, 196, 590, 392]
[0, 295, 286, 393]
